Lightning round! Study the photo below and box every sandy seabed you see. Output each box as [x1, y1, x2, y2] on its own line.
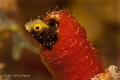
[91, 65, 120, 80]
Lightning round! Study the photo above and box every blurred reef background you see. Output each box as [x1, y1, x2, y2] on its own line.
[0, 0, 120, 80]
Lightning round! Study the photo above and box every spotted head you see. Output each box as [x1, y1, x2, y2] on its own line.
[25, 17, 59, 50]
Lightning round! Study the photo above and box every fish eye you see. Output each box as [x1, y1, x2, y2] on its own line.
[33, 23, 43, 31]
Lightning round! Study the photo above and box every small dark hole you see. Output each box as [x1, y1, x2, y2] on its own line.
[36, 26, 39, 29]
[47, 18, 59, 28]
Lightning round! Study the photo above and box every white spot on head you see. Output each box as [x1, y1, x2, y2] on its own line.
[51, 15, 54, 18]
[50, 14, 60, 20]
[56, 28, 59, 33]
[47, 36, 49, 38]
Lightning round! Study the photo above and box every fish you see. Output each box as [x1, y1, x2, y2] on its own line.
[25, 9, 105, 80]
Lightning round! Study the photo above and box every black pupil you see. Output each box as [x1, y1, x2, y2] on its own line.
[36, 26, 39, 30]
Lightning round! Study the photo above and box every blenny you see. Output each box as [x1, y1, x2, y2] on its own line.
[25, 10, 105, 80]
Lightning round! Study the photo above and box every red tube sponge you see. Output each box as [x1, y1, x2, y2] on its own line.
[40, 10, 105, 80]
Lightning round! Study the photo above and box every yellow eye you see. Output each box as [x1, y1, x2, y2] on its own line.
[33, 23, 43, 31]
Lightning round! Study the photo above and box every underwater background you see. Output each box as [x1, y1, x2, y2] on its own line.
[0, 0, 120, 80]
